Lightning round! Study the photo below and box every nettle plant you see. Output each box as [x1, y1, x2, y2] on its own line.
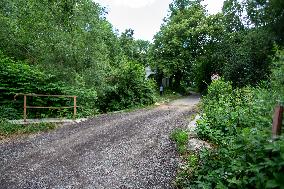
[184, 78, 284, 188]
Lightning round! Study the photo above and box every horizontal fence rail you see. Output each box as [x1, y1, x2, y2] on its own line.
[14, 93, 77, 122]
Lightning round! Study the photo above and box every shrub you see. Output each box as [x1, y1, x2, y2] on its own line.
[0, 51, 67, 119]
[0, 51, 158, 119]
[179, 50, 284, 188]
[171, 129, 189, 155]
[0, 51, 100, 119]
[98, 61, 157, 112]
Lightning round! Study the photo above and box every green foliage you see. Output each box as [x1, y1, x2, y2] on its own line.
[151, 1, 221, 91]
[171, 129, 189, 154]
[119, 29, 151, 66]
[222, 29, 274, 87]
[0, 51, 67, 119]
[0, 119, 56, 137]
[178, 52, 284, 188]
[244, 0, 284, 44]
[0, 104, 21, 120]
[98, 61, 156, 112]
[0, 51, 63, 97]
[175, 153, 199, 187]
[271, 48, 284, 95]
[0, 0, 157, 119]
[150, 0, 282, 92]
[222, 0, 245, 32]
[0, 50, 100, 119]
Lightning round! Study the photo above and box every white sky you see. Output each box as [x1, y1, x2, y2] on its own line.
[95, 0, 225, 41]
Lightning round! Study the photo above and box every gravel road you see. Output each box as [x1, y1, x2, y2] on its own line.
[0, 95, 200, 189]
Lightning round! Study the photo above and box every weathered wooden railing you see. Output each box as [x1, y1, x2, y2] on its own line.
[272, 104, 283, 138]
[14, 93, 77, 122]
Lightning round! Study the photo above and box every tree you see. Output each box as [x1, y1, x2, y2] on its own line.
[118, 29, 151, 66]
[220, 0, 276, 87]
[222, 0, 245, 32]
[245, 0, 284, 44]
[151, 0, 225, 91]
[222, 29, 274, 87]
[0, 0, 157, 116]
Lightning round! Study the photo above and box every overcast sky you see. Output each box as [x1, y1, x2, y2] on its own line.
[95, 0, 225, 41]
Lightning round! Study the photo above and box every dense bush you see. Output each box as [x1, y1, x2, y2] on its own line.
[98, 61, 157, 112]
[180, 51, 284, 188]
[0, 51, 99, 119]
[0, 0, 158, 120]
[0, 51, 157, 119]
[0, 51, 66, 119]
[197, 80, 276, 144]
[191, 81, 282, 188]
[222, 29, 274, 88]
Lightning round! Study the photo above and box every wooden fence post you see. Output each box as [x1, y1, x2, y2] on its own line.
[24, 95, 27, 122]
[272, 105, 283, 138]
[73, 96, 77, 120]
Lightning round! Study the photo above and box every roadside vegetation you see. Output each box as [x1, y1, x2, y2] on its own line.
[164, 0, 284, 188]
[0, 119, 56, 139]
[2, 0, 282, 119]
[0, 0, 157, 121]
[172, 50, 284, 188]
[170, 129, 189, 155]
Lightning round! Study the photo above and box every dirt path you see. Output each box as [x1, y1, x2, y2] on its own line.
[0, 95, 200, 189]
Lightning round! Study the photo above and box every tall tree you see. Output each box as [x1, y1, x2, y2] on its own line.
[222, 0, 245, 32]
[245, 0, 284, 44]
[151, 0, 225, 91]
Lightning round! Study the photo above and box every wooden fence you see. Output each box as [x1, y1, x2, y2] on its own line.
[14, 93, 77, 122]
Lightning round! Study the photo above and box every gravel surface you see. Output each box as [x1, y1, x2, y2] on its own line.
[0, 96, 200, 189]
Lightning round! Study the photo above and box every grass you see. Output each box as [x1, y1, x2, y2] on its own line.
[170, 129, 202, 188]
[170, 129, 189, 155]
[0, 119, 56, 139]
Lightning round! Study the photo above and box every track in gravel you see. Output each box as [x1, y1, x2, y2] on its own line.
[0, 95, 200, 189]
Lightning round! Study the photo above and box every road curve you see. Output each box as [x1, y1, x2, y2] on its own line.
[0, 95, 200, 189]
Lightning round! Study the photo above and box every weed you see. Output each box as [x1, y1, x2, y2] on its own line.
[170, 129, 189, 155]
[175, 153, 199, 187]
[0, 119, 56, 138]
[178, 77, 284, 188]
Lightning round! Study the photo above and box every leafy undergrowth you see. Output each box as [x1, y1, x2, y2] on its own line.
[171, 129, 189, 155]
[170, 129, 200, 187]
[0, 51, 157, 120]
[174, 51, 284, 188]
[0, 119, 56, 139]
[175, 83, 284, 188]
